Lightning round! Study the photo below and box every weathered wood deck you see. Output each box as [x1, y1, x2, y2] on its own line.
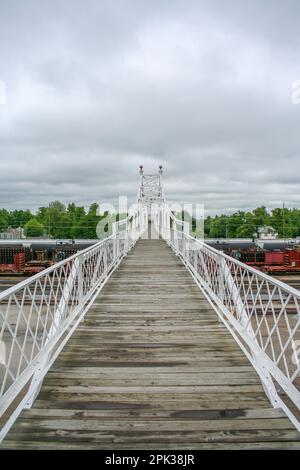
[2, 239, 300, 449]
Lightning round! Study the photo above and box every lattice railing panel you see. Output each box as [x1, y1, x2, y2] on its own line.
[163, 222, 300, 429]
[0, 212, 143, 430]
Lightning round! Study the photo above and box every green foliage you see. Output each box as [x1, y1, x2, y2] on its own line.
[8, 210, 33, 228]
[71, 203, 101, 239]
[0, 209, 10, 232]
[36, 201, 70, 238]
[175, 210, 197, 232]
[202, 206, 300, 239]
[2, 201, 300, 240]
[24, 218, 45, 237]
[0, 209, 32, 232]
[0, 201, 98, 239]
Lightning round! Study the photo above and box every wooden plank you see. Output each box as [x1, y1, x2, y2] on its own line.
[2, 440, 300, 450]
[2, 238, 299, 449]
[12, 407, 287, 420]
[4, 429, 300, 445]
[7, 417, 294, 431]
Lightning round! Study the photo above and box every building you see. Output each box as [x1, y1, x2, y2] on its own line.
[257, 225, 278, 240]
[0, 227, 25, 240]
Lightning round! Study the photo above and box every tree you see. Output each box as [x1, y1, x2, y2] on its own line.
[88, 203, 99, 216]
[5, 201, 300, 241]
[71, 213, 101, 239]
[8, 210, 33, 228]
[36, 201, 71, 238]
[24, 218, 45, 237]
[226, 211, 246, 238]
[0, 209, 9, 232]
[71, 203, 101, 238]
[67, 203, 85, 225]
[208, 215, 228, 238]
[204, 216, 212, 237]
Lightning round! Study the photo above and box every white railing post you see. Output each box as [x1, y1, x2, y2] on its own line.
[217, 258, 226, 321]
[77, 256, 84, 304]
[125, 218, 129, 252]
[165, 207, 169, 239]
[103, 244, 108, 272]
[112, 222, 118, 262]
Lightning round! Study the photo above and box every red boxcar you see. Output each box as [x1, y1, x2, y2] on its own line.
[265, 252, 284, 265]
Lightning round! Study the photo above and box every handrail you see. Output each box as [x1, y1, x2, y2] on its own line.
[184, 230, 300, 298]
[162, 212, 300, 431]
[0, 235, 114, 300]
[1, 191, 300, 439]
[0, 211, 144, 440]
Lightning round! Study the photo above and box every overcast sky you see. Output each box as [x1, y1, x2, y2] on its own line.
[0, 0, 300, 215]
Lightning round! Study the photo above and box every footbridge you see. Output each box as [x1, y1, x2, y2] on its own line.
[0, 168, 300, 449]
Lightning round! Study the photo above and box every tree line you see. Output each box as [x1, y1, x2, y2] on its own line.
[180, 206, 300, 239]
[203, 206, 300, 238]
[0, 201, 117, 239]
[1, 203, 300, 239]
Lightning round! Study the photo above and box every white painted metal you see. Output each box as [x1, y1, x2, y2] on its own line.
[1, 167, 300, 440]
[0, 209, 144, 441]
[138, 165, 163, 208]
[159, 210, 300, 431]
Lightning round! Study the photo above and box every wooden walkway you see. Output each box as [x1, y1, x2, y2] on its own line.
[2, 239, 300, 449]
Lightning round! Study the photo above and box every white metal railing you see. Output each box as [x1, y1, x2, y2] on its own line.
[0, 211, 144, 441]
[160, 211, 300, 431]
[1, 187, 300, 436]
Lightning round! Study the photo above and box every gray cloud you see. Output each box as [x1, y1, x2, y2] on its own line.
[0, 0, 300, 214]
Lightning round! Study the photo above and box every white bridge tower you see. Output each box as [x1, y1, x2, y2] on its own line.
[138, 165, 164, 238]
